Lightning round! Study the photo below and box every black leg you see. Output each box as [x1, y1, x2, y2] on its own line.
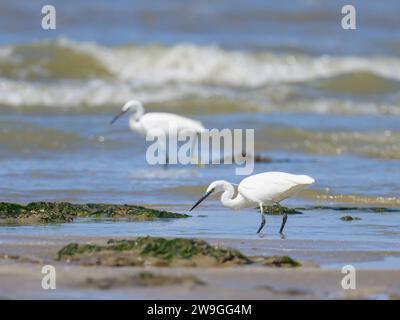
[257, 203, 266, 233]
[164, 150, 169, 169]
[279, 205, 288, 234]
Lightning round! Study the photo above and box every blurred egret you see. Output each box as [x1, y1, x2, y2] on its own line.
[110, 100, 205, 166]
[190, 171, 315, 234]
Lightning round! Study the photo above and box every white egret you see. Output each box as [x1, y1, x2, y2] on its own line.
[110, 100, 205, 166]
[190, 171, 315, 234]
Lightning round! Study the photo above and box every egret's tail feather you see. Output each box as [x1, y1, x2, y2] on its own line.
[297, 175, 315, 185]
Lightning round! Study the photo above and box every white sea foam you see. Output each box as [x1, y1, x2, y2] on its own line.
[0, 39, 399, 114]
[58, 39, 400, 85]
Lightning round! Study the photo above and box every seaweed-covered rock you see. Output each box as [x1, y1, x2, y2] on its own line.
[304, 206, 399, 213]
[56, 236, 301, 268]
[0, 202, 189, 225]
[340, 215, 362, 221]
[371, 207, 395, 213]
[260, 206, 302, 215]
[0, 202, 75, 224]
[261, 256, 301, 268]
[85, 272, 205, 289]
[57, 236, 251, 267]
[253, 154, 273, 163]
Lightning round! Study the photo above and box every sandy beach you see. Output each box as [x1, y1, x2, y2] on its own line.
[1, 233, 399, 299]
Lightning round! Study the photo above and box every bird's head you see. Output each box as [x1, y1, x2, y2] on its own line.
[122, 99, 143, 112]
[207, 180, 229, 194]
[190, 180, 230, 211]
[110, 100, 144, 125]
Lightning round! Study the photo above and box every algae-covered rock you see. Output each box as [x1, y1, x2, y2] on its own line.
[253, 154, 273, 163]
[371, 207, 396, 213]
[261, 256, 301, 268]
[306, 206, 399, 213]
[134, 271, 205, 286]
[340, 215, 362, 221]
[0, 252, 41, 264]
[57, 236, 301, 269]
[0, 202, 189, 225]
[260, 206, 302, 215]
[85, 272, 205, 289]
[0, 202, 75, 224]
[57, 236, 252, 267]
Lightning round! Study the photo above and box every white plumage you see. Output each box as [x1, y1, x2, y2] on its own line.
[239, 172, 315, 205]
[190, 171, 315, 234]
[110, 100, 205, 165]
[130, 112, 205, 137]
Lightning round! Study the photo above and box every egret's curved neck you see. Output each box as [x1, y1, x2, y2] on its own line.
[130, 103, 145, 121]
[127, 104, 145, 134]
[220, 182, 248, 209]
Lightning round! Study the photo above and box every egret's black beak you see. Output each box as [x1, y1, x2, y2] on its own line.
[190, 188, 215, 211]
[110, 110, 128, 125]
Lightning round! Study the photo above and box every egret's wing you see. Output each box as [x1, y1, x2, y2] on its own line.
[142, 113, 205, 134]
[238, 172, 314, 204]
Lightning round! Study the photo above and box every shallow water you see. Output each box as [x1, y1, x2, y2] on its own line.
[0, 1, 400, 269]
[1, 206, 399, 244]
[325, 256, 400, 270]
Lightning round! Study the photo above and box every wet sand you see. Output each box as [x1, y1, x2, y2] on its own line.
[1, 234, 399, 299]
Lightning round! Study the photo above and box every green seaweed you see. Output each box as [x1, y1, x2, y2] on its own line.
[300, 206, 400, 213]
[371, 207, 394, 213]
[134, 272, 205, 287]
[0, 202, 189, 225]
[57, 243, 102, 260]
[57, 236, 251, 267]
[253, 154, 273, 163]
[85, 271, 205, 289]
[340, 215, 362, 221]
[56, 236, 300, 268]
[259, 206, 302, 215]
[117, 237, 249, 263]
[261, 256, 301, 267]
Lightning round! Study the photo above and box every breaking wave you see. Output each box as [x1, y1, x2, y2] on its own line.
[0, 39, 399, 115]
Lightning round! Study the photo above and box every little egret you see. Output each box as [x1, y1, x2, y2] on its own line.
[110, 100, 205, 166]
[190, 171, 315, 235]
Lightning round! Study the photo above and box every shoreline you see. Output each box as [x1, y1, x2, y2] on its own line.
[1, 233, 400, 299]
